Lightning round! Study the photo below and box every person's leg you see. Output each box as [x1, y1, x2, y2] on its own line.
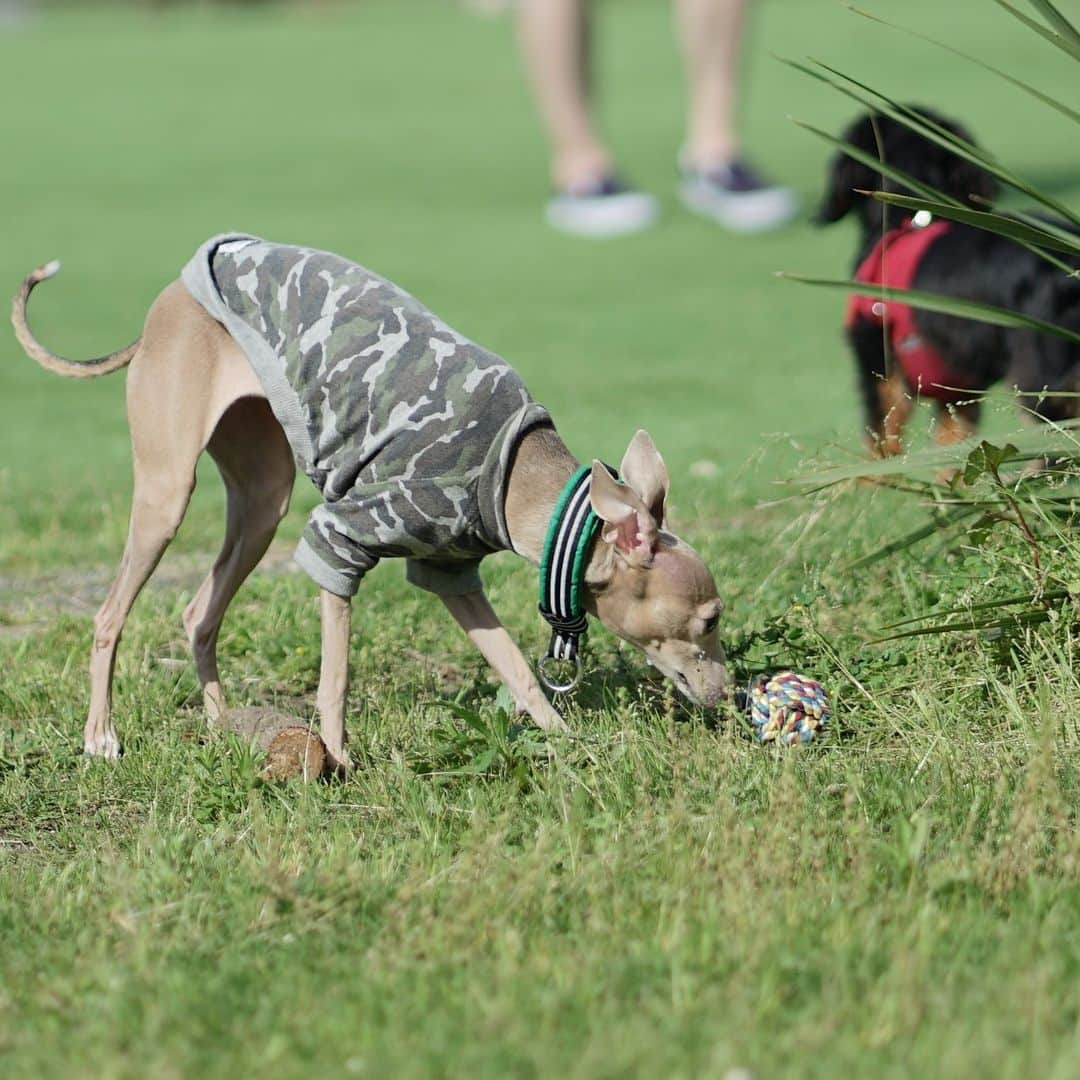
[517, 0, 658, 235]
[517, 0, 610, 190]
[673, 0, 744, 170]
[673, 0, 797, 231]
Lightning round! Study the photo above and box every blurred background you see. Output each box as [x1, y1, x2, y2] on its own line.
[1, 0, 1078, 573]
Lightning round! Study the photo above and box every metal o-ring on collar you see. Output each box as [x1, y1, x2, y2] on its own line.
[537, 653, 584, 694]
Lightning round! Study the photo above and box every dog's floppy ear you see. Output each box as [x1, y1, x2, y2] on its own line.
[619, 429, 669, 525]
[815, 149, 872, 225]
[589, 460, 658, 566]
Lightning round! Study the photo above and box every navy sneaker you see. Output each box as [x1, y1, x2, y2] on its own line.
[546, 176, 659, 237]
[679, 159, 797, 233]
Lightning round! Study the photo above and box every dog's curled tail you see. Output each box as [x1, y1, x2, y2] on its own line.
[12, 260, 140, 378]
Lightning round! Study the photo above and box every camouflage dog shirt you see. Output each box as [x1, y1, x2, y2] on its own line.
[182, 234, 550, 598]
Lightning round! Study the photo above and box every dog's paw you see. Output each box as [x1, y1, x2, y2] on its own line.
[532, 704, 568, 734]
[325, 748, 354, 779]
[83, 730, 122, 760]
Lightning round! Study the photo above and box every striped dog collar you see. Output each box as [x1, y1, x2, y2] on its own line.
[536, 463, 615, 693]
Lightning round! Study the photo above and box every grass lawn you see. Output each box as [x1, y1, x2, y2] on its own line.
[1, 1, 1078, 1076]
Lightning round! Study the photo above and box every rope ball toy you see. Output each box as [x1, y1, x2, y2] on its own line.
[745, 671, 830, 745]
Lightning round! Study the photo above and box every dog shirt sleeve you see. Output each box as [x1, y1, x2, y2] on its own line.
[295, 505, 381, 598]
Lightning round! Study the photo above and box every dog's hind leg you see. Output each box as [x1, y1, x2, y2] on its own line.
[85, 282, 265, 758]
[86, 440, 197, 759]
[933, 401, 979, 447]
[867, 371, 913, 457]
[182, 396, 295, 724]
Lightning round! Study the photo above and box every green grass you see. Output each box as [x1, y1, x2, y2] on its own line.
[1, 1, 1079, 1076]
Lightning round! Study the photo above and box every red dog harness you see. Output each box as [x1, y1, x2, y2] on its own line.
[845, 218, 977, 404]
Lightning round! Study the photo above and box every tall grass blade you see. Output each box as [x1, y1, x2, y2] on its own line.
[1023, 0, 1080, 44]
[1006, 204, 1080, 251]
[776, 272, 1080, 344]
[847, 510, 977, 569]
[870, 608, 1053, 643]
[810, 58, 1080, 225]
[992, 0, 1080, 61]
[793, 421, 1080, 487]
[788, 56, 1080, 226]
[789, 119, 953, 204]
[847, 5, 1080, 127]
[863, 192, 1079, 274]
[882, 589, 1071, 630]
[866, 192, 1078, 262]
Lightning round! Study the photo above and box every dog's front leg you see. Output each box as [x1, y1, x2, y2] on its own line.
[317, 589, 353, 774]
[441, 590, 567, 733]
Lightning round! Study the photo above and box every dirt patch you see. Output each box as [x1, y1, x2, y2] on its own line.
[0, 541, 299, 641]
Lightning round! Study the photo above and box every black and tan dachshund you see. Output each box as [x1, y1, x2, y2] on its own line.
[818, 107, 1080, 456]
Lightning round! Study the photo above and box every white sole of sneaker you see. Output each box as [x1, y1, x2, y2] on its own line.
[679, 180, 798, 233]
[546, 191, 659, 238]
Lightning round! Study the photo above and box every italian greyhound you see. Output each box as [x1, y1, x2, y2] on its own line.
[12, 237, 728, 772]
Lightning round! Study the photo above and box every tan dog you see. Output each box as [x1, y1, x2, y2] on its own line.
[13, 257, 727, 771]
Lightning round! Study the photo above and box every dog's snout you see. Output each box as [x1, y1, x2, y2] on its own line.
[700, 664, 730, 708]
[683, 659, 729, 709]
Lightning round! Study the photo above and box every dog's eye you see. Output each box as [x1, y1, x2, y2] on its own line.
[703, 613, 720, 635]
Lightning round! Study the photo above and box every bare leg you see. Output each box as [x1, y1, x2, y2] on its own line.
[86, 475, 194, 757]
[517, 0, 611, 189]
[673, 0, 748, 168]
[317, 589, 353, 773]
[441, 590, 567, 732]
[182, 398, 295, 723]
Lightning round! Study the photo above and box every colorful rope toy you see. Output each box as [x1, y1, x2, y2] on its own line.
[747, 671, 830, 745]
